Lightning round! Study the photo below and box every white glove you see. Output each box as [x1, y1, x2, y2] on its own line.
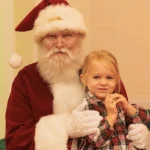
[126, 124, 149, 149]
[68, 101, 103, 138]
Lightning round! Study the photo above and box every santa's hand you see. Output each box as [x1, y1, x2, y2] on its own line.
[68, 101, 103, 138]
[127, 124, 149, 149]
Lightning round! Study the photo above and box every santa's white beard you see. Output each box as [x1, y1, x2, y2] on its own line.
[37, 45, 85, 113]
[37, 44, 84, 83]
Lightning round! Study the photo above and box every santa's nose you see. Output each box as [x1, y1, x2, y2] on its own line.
[55, 36, 64, 49]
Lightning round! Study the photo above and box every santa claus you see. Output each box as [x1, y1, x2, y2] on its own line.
[6, 0, 149, 149]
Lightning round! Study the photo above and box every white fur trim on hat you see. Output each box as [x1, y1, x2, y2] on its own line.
[34, 4, 87, 42]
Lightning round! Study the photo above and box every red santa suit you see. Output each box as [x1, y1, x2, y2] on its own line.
[5, 62, 85, 149]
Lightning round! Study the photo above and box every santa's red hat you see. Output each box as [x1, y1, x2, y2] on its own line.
[9, 0, 87, 68]
[16, 0, 87, 42]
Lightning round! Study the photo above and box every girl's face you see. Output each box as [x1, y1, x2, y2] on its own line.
[81, 59, 117, 101]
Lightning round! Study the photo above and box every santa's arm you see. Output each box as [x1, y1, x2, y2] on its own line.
[5, 74, 36, 150]
[5, 73, 70, 150]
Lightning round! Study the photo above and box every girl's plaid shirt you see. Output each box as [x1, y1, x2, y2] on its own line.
[77, 92, 150, 150]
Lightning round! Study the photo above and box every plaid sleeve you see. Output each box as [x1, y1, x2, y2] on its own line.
[126, 104, 150, 125]
[86, 118, 113, 148]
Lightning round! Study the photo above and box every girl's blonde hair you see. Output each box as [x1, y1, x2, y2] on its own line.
[81, 50, 121, 93]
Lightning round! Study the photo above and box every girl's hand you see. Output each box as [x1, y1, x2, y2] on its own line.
[104, 94, 118, 127]
[108, 93, 129, 110]
[105, 94, 118, 116]
[109, 93, 136, 116]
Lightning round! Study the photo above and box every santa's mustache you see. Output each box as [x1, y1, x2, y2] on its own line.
[44, 48, 74, 60]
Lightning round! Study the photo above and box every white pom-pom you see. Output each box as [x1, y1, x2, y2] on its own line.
[9, 53, 23, 68]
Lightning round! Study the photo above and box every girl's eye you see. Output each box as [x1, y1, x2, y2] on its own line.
[107, 76, 114, 80]
[93, 76, 100, 79]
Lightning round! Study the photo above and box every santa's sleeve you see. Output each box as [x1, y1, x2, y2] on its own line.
[5, 72, 70, 150]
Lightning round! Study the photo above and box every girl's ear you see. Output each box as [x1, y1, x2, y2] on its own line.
[80, 74, 86, 85]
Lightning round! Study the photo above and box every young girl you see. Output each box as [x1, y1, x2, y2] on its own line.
[77, 50, 150, 150]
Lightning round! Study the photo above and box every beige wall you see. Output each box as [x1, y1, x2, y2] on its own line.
[0, 0, 15, 139]
[1, 0, 150, 139]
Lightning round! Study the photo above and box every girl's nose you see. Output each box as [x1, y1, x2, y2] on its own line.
[99, 79, 107, 86]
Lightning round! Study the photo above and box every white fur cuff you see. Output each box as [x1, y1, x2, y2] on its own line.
[35, 113, 69, 150]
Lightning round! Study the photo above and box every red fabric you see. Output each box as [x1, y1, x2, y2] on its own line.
[67, 139, 73, 150]
[15, 0, 69, 32]
[5, 63, 54, 150]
